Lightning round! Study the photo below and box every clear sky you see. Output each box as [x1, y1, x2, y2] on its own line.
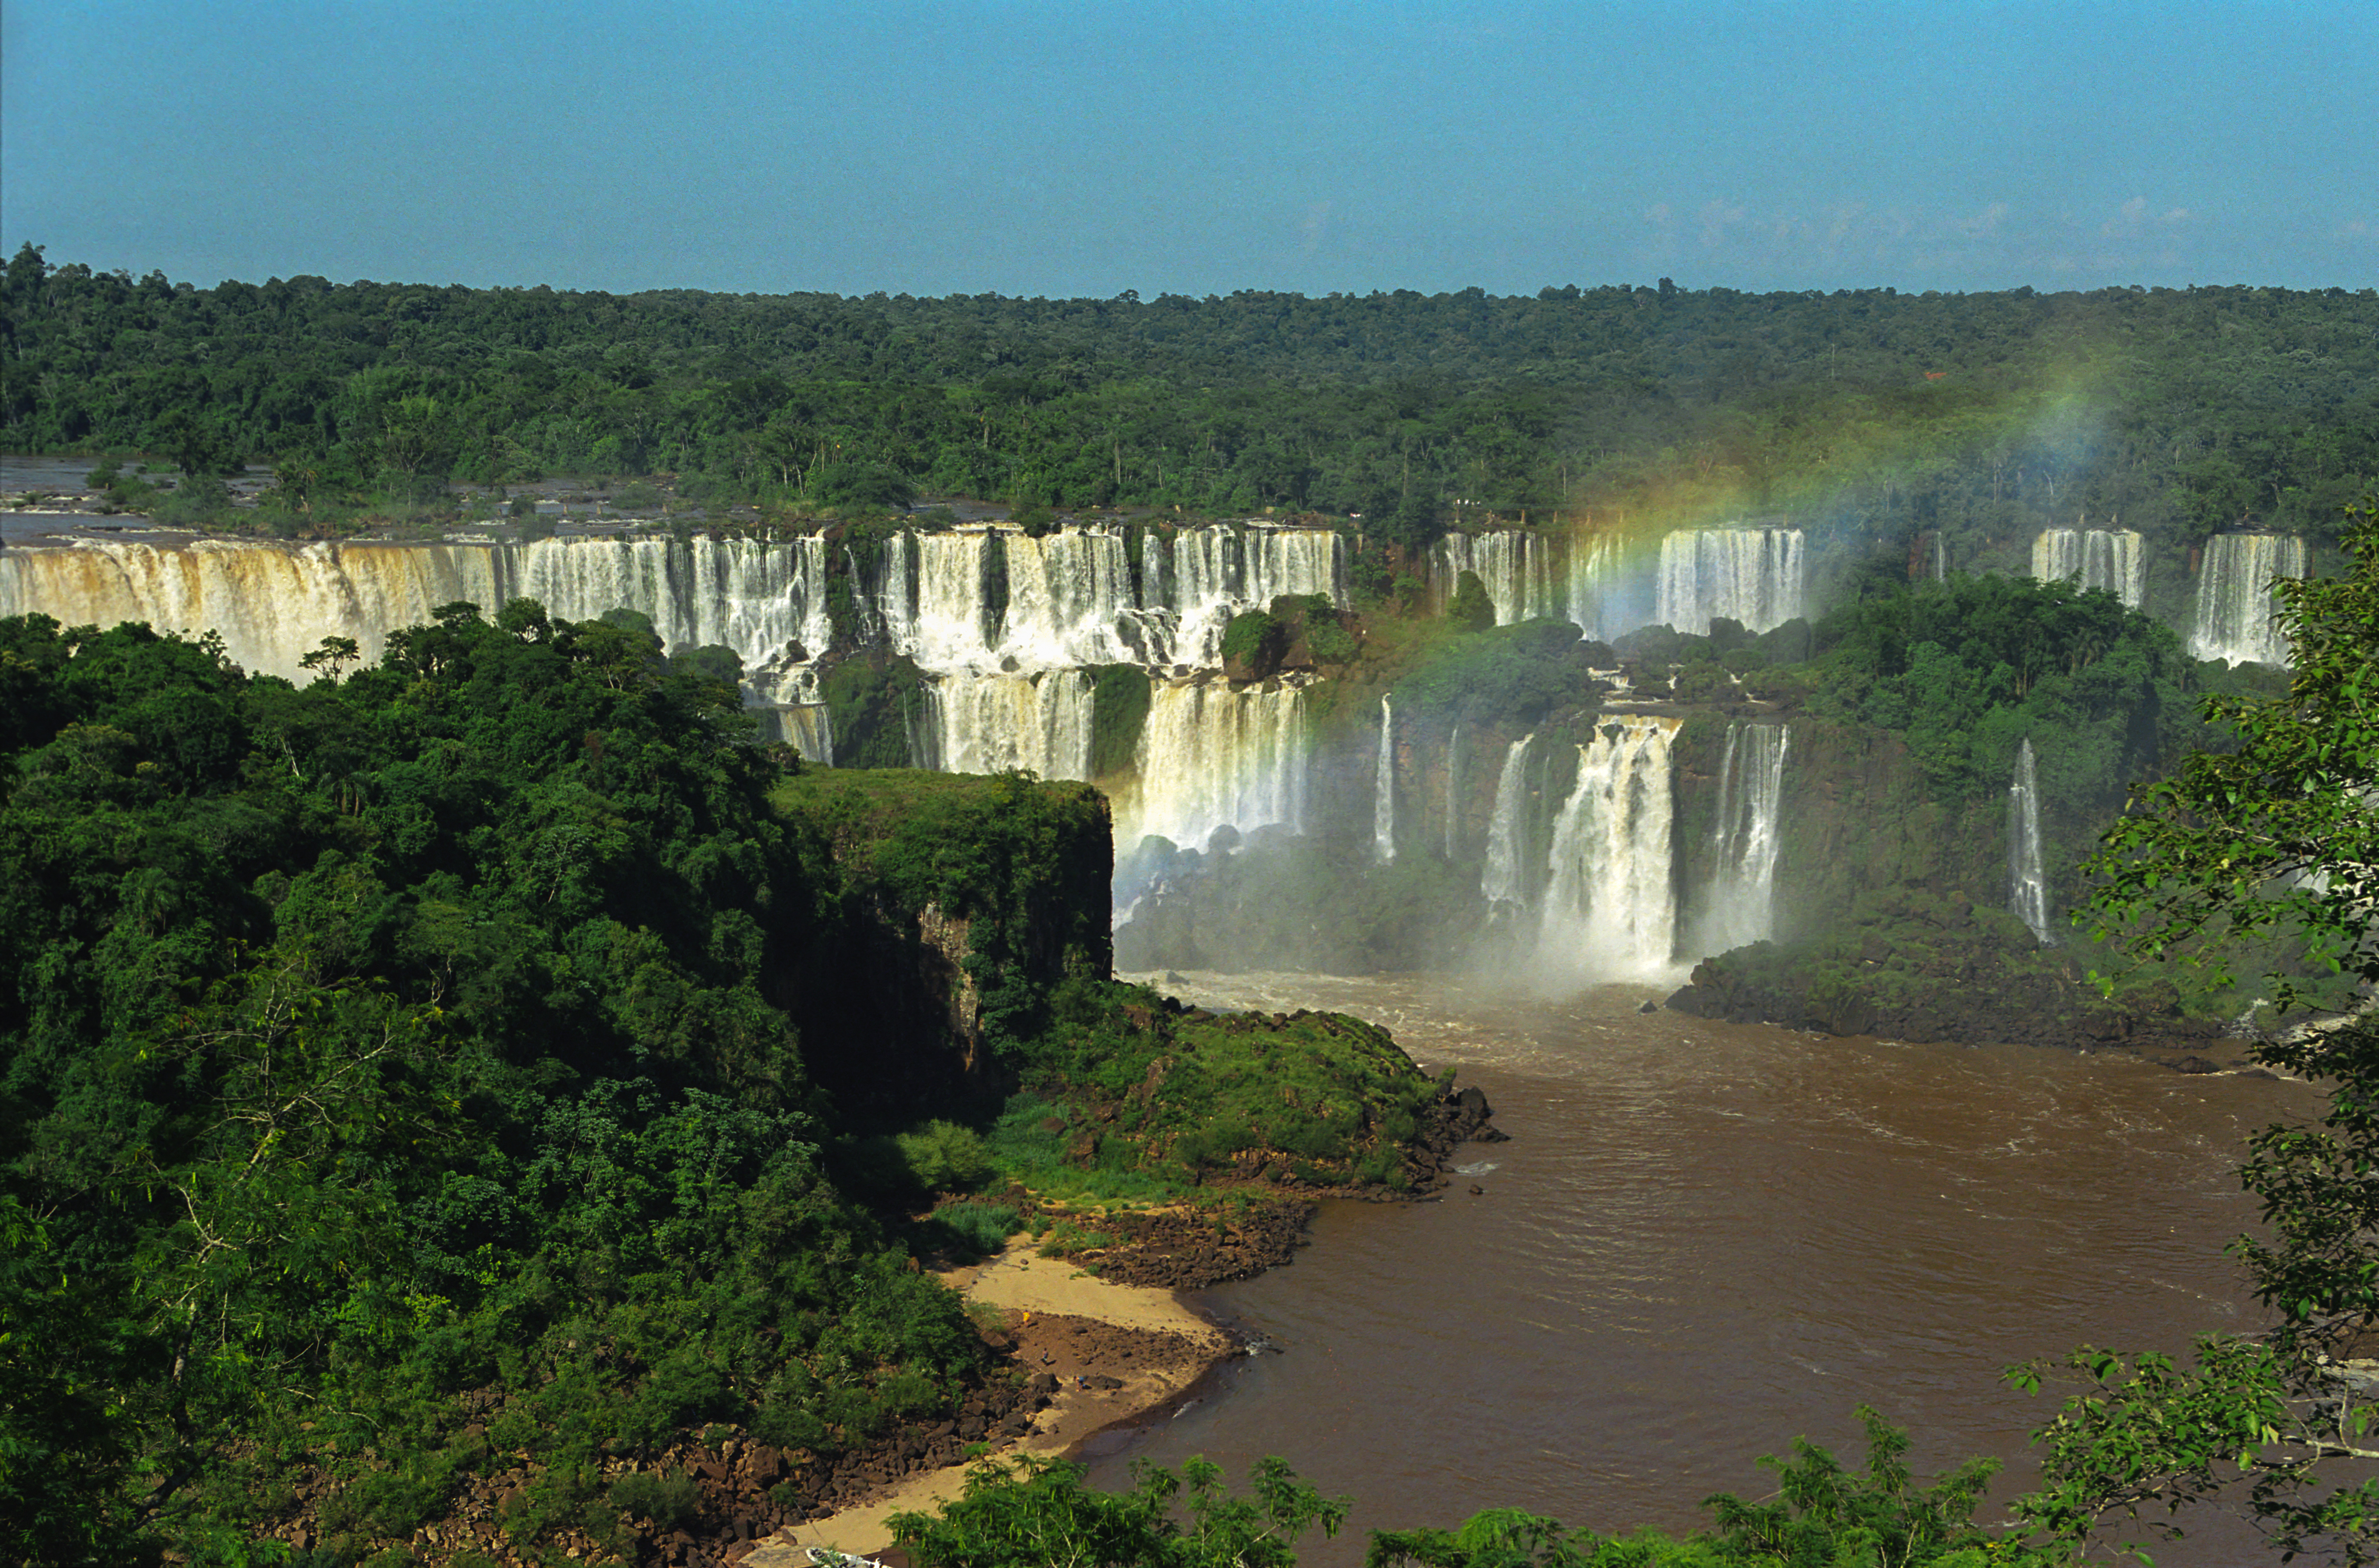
[3, 0, 2372, 298]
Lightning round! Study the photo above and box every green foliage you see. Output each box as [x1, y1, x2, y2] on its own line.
[0, 606, 1000, 1559]
[1089, 664, 1153, 777]
[1221, 609, 1285, 677]
[1009, 981, 1438, 1188]
[823, 654, 928, 768]
[1446, 569, 1495, 632]
[1806, 571, 2192, 807]
[3, 250, 2375, 538]
[890, 1453, 1348, 1568]
[1389, 619, 1603, 731]
[2002, 499, 2379, 1564]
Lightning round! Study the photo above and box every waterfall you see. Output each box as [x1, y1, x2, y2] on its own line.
[2031, 528, 2145, 608]
[1655, 528, 1805, 635]
[2190, 533, 2307, 665]
[1479, 735, 1536, 909]
[1112, 678, 1307, 854]
[2009, 738, 2051, 944]
[1159, 524, 1344, 667]
[0, 534, 833, 685]
[1692, 723, 1789, 956]
[1444, 722, 1463, 860]
[1435, 532, 1562, 625]
[758, 704, 836, 766]
[926, 670, 1093, 780]
[1373, 694, 1397, 863]
[1536, 716, 1680, 980]
[1568, 529, 1643, 642]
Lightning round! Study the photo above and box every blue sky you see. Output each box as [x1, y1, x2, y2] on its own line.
[3, 0, 2372, 298]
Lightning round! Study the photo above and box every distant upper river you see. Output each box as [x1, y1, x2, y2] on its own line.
[1100, 974, 2301, 1567]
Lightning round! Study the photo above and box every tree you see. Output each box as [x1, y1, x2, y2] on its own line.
[2014, 498, 2379, 1562]
[889, 1453, 1348, 1568]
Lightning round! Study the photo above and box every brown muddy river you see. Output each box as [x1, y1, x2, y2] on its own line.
[1093, 973, 2314, 1564]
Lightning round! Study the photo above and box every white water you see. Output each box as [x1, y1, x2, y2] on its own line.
[1373, 694, 1398, 863]
[2031, 528, 2145, 609]
[1535, 716, 1681, 981]
[1113, 678, 1308, 855]
[1691, 723, 1789, 957]
[1567, 529, 1637, 642]
[1479, 735, 1537, 910]
[0, 534, 834, 687]
[1161, 525, 1344, 668]
[1655, 529, 1804, 635]
[1444, 723, 1463, 860]
[2190, 533, 2307, 665]
[923, 670, 1094, 780]
[2009, 738, 2052, 945]
[1435, 532, 1564, 625]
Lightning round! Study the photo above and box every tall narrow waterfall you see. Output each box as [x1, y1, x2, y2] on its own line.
[2191, 533, 2307, 665]
[2031, 528, 2145, 608]
[1479, 735, 1536, 909]
[1535, 716, 1680, 980]
[2009, 739, 2051, 945]
[1444, 722, 1463, 860]
[1691, 723, 1789, 956]
[1655, 529, 1805, 634]
[1373, 695, 1397, 863]
[1566, 530, 1631, 642]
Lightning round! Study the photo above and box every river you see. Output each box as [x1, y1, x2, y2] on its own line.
[1095, 972, 2312, 1565]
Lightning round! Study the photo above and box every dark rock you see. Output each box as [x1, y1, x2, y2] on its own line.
[1469, 1184, 1485, 1195]
[1639, 999, 1659, 1014]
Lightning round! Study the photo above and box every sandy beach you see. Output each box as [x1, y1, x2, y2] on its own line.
[742, 1238, 1239, 1565]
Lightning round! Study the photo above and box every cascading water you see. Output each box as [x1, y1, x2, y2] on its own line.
[1112, 678, 1308, 855]
[1655, 528, 1805, 635]
[2031, 528, 2145, 609]
[0, 534, 833, 685]
[1535, 716, 1680, 980]
[927, 669, 1094, 780]
[1690, 723, 1789, 956]
[3, 520, 1344, 905]
[1479, 735, 1536, 910]
[1373, 694, 1397, 863]
[2009, 738, 2052, 945]
[1160, 524, 1344, 667]
[2190, 533, 2307, 665]
[1435, 532, 1562, 625]
[1444, 723, 1463, 860]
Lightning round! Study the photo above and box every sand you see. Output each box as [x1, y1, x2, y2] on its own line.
[742, 1239, 1237, 1565]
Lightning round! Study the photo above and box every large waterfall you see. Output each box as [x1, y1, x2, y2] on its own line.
[1655, 528, 1805, 635]
[0, 534, 833, 686]
[2190, 533, 2307, 665]
[2031, 528, 2145, 608]
[2009, 738, 2051, 945]
[1691, 723, 1789, 956]
[1479, 735, 1536, 910]
[1373, 694, 1398, 863]
[1535, 716, 1680, 981]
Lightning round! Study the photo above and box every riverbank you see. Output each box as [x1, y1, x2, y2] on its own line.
[742, 1238, 1241, 1565]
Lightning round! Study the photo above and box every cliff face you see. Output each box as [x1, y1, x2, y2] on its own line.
[771, 770, 1114, 1113]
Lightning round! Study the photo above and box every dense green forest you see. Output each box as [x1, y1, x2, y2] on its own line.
[4, 243, 2373, 558]
[0, 603, 1449, 1565]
